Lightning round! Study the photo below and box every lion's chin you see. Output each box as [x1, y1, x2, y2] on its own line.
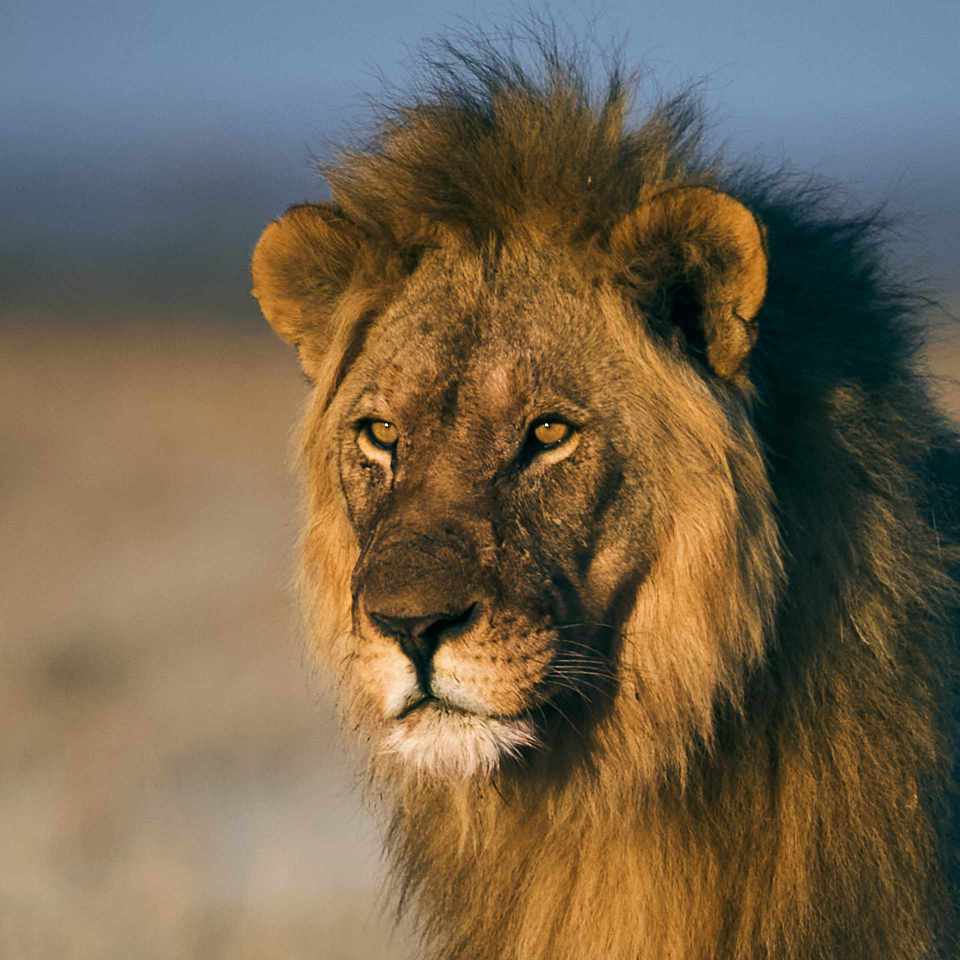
[381, 702, 539, 780]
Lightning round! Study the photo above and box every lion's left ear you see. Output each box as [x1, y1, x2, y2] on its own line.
[609, 186, 767, 381]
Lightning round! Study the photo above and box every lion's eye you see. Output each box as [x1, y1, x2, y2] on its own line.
[530, 419, 573, 449]
[364, 420, 399, 450]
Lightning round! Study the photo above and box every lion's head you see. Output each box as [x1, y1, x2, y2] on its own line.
[253, 185, 781, 782]
[251, 37, 957, 960]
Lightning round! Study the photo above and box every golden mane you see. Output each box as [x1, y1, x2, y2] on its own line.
[255, 28, 960, 960]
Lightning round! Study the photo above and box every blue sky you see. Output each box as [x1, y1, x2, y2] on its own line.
[3, 0, 958, 310]
[7, 0, 957, 151]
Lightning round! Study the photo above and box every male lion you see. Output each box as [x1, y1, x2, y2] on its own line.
[251, 38, 959, 960]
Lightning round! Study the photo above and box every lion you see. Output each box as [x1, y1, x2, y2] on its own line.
[251, 35, 959, 960]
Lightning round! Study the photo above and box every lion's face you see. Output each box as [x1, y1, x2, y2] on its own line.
[255, 191, 777, 784]
[307, 244, 717, 780]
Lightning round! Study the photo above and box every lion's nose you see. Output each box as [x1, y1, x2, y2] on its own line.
[369, 604, 479, 687]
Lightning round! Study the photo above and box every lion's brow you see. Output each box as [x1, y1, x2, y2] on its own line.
[321, 311, 379, 414]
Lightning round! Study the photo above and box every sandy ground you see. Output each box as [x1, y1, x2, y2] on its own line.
[1, 320, 412, 959]
[1, 314, 956, 960]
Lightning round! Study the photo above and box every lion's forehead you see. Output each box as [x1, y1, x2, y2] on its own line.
[479, 362, 518, 418]
[355, 276, 608, 438]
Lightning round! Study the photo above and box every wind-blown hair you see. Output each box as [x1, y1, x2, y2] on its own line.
[324, 32, 706, 247]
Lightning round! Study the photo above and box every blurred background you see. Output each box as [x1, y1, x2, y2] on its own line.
[2, 1, 958, 957]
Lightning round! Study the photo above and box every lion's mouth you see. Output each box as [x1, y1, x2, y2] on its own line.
[394, 695, 445, 721]
[393, 694, 526, 725]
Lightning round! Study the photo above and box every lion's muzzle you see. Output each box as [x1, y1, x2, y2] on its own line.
[357, 522, 494, 708]
[367, 602, 481, 695]
[353, 524, 553, 776]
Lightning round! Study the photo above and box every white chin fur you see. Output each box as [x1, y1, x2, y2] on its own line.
[381, 707, 539, 780]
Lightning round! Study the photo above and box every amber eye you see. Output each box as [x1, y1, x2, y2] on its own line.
[365, 420, 399, 450]
[531, 419, 573, 448]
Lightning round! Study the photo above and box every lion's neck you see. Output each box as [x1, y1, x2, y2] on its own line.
[384, 681, 942, 960]
[455, 801, 714, 957]
[387, 770, 726, 959]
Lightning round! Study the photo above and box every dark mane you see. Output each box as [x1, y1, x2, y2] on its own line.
[323, 31, 708, 246]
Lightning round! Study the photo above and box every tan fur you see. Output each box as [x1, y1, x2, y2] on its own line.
[253, 37, 958, 960]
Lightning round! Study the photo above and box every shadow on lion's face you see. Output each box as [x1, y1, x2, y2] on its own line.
[312, 242, 769, 782]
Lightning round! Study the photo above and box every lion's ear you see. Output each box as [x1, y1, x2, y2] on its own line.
[610, 186, 767, 381]
[251, 203, 365, 346]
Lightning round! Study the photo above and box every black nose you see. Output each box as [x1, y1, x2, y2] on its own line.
[369, 604, 478, 689]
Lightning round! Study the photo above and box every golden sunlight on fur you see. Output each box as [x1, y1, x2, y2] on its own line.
[252, 30, 959, 960]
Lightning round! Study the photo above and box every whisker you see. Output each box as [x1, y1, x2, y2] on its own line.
[550, 659, 620, 682]
[555, 621, 616, 631]
[554, 678, 593, 704]
[552, 636, 618, 658]
[553, 671, 619, 688]
[547, 667, 617, 702]
[552, 637, 601, 652]
[551, 680, 613, 705]
[546, 696, 586, 741]
[553, 668, 616, 688]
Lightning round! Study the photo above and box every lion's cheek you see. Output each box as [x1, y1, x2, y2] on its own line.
[584, 539, 648, 611]
[354, 640, 419, 720]
[431, 639, 551, 716]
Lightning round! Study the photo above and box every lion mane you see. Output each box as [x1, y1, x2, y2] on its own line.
[252, 33, 959, 960]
